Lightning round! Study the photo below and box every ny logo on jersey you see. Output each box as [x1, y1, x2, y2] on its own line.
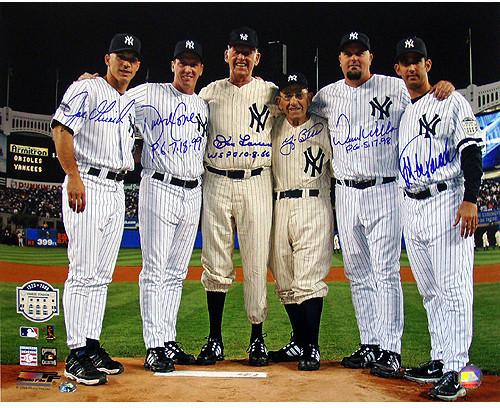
[303, 147, 325, 177]
[185, 40, 194, 49]
[196, 114, 208, 137]
[418, 113, 441, 138]
[249, 103, 270, 133]
[288, 75, 297, 82]
[349, 32, 358, 40]
[240, 33, 248, 41]
[369, 96, 392, 120]
[124, 36, 134, 46]
[405, 39, 415, 48]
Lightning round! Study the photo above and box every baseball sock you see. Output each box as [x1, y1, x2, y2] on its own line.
[284, 303, 303, 346]
[301, 297, 323, 346]
[207, 291, 226, 341]
[86, 338, 100, 351]
[250, 323, 263, 341]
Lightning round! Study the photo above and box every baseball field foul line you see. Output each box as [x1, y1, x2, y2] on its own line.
[154, 371, 268, 378]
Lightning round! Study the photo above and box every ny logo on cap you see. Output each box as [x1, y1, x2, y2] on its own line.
[405, 39, 415, 48]
[349, 32, 358, 40]
[288, 75, 297, 82]
[186, 40, 194, 49]
[240, 33, 248, 41]
[124, 36, 134, 46]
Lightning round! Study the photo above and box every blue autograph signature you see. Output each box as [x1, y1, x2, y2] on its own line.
[212, 134, 271, 150]
[280, 122, 324, 156]
[61, 91, 136, 128]
[399, 136, 457, 189]
[141, 102, 205, 141]
[331, 113, 397, 146]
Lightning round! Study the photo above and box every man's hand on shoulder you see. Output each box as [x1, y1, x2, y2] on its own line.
[430, 81, 455, 101]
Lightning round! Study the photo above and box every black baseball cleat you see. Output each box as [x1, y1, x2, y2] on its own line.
[247, 336, 269, 367]
[64, 350, 107, 386]
[164, 341, 196, 365]
[87, 341, 124, 375]
[404, 359, 444, 383]
[370, 349, 401, 378]
[268, 334, 303, 362]
[428, 371, 466, 401]
[341, 344, 381, 369]
[298, 344, 320, 371]
[196, 337, 224, 365]
[144, 347, 175, 373]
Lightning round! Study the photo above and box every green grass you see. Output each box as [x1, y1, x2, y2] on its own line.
[1, 244, 499, 267]
[1, 280, 499, 374]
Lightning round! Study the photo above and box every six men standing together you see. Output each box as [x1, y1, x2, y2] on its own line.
[52, 25, 482, 402]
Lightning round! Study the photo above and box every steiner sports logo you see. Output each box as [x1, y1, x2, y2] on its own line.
[17, 280, 59, 323]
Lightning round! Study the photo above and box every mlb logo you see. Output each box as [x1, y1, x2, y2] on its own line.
[20, 346, 38, 366]
[20, 327, 39, 339]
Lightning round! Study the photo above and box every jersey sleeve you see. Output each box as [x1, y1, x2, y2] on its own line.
[51, 80, 91, 136]
[266, 82, 281, 118]
[310, 88, 327, 118]
[452, 93, 484, 153]
[398, 79, 411, 110]
[126, 84, 149, 139]
[198, 82, 215, 102]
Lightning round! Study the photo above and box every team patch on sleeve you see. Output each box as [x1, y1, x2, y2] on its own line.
[461, 117, 479, 135]
[58, 102, 71, 113]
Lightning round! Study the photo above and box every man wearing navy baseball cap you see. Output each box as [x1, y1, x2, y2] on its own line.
[394, 35, 482, 402]
[268, 71, 333, 372]
[196, 26, 278, 368]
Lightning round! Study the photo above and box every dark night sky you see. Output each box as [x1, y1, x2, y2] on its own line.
[1, 2, 499, 115]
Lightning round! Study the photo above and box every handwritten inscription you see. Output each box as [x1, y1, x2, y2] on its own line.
[61, 91, 136, 128]
[280, 122, 324, 156]
[332, 113, 397, 153]
[399, 136, 457, 189]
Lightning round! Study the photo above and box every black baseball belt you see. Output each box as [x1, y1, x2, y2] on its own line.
[335, 177, 396, 190]
[87, 167, 127, 182]
[405, 182, 448, 200]
[206, 166, 264, 180]
[152, 172, 199, 189]
[273, 189, 320, 200]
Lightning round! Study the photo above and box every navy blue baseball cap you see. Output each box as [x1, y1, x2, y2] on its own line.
[109, 33, 141, 58]
[278, 72, 309, 91]
[173, 39, 203, 62]
[228, 26, 259, 49]
[395, 36, 428, 62]
[339, 31, 371, 52]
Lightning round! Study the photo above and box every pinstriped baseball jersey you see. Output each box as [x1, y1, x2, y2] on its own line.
[399, 91, 481, 373]
[312, 73, 407, 355]
[398, 92, 483, 192]
[200, 78, 278, 169]
[270, 113, 333, 304]
[126, 83, 208, 179]
[312, 74, 410, 179]
[52, 77, 135, 172]
[53, 77, 135, 350]
[125, 82, 208, 349]
[272, 113, 332, 191]
[200, 77, 276, 325]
